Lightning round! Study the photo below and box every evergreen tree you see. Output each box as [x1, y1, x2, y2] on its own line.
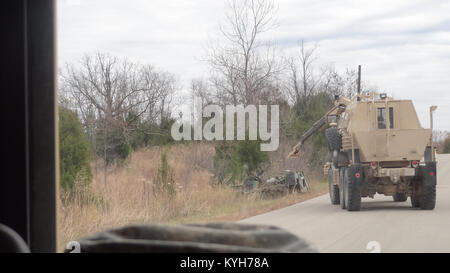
[59, 107, 92, 192]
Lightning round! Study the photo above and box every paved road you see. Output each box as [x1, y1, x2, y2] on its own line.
[243, 154, 450, 253]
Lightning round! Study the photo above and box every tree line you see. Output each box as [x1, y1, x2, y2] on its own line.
[59, 0, 378, 192]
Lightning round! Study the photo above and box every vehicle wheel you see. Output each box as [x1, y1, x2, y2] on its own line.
[410, 179, 422, 208]
[339, 168, 346, 209]
[325, 128, 342, 151]
[411, 195, 421, 208]
[420, 183, 436, 210]
[325, 128, 342, 168]
[328, 169, 340, 205]
[393, 193, 407, 202]
[344, 167, 361, 211]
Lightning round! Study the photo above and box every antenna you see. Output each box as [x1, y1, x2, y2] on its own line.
[357, 65, 361, 101]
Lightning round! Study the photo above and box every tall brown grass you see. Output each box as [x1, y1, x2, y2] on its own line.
[57, 143, 327, 252]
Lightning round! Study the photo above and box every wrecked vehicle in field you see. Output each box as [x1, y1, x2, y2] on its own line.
[266, 171, 309, 193]
[234, 171, 310, 199]
[259, 171, 310, 199]
[260, 171, 310, 198]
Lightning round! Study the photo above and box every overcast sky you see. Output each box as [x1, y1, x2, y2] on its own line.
[58, 0, 450, 130]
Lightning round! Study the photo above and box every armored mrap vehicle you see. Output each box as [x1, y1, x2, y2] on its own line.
[289, 85, 437, 211]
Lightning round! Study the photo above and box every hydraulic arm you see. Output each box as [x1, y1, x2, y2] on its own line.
[287, 101, 348, 158]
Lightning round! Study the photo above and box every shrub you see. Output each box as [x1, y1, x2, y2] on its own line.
[153, 149, 176, 197]
[59, 107, 92, 192]
[213, 139, 269, 185]
[289, 92, 333, 166]
[93, 126, 132, 165]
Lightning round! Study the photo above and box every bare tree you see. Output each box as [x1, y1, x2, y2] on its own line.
[60, 52, 177, 185]
[433, 130, 449, 153]
[137, 66, 176, 124]
[285, 40, 320, 107]
[320, 65, 379, 99]
[207, 0, 283, 105]
[191, 78, 213, 109]
[340, 68, 359, 98]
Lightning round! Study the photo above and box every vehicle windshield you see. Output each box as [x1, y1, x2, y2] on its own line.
[56, 0, 449, 254]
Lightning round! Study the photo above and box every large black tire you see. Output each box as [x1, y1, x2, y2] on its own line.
[419, 163, 437, 210]
[328, 169, 340, 205]
[411, 195, 421, 208]
[420, 183, 436, 210]
[393, 193, 407, 202]
[339, 168, 346, 209]
[325, 128, 342, 169]
[411, 179, 422, 208]
[325, 128, 341, 152]
[344, 167, 362, 211]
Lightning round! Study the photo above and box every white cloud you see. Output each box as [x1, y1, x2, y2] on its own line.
[57, 0, 450, 130]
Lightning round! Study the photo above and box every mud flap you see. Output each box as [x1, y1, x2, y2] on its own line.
[416, 162, 437, 210]
[345, 164, 364, 211]
[425, 162, 437, 186]
[419, 162, 437, 186]
[348, 164, 365, 190]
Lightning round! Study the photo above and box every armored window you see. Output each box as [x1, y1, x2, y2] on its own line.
[389, 107, 394, 129]
[377, 108, 386, 129]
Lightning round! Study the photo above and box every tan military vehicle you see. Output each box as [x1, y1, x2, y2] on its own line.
[288, 68, 437, 211]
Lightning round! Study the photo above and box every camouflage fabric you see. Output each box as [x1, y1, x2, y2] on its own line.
[67, 222, 317, 253]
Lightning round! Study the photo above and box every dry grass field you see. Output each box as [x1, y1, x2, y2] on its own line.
[57, 143, 327, 251]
